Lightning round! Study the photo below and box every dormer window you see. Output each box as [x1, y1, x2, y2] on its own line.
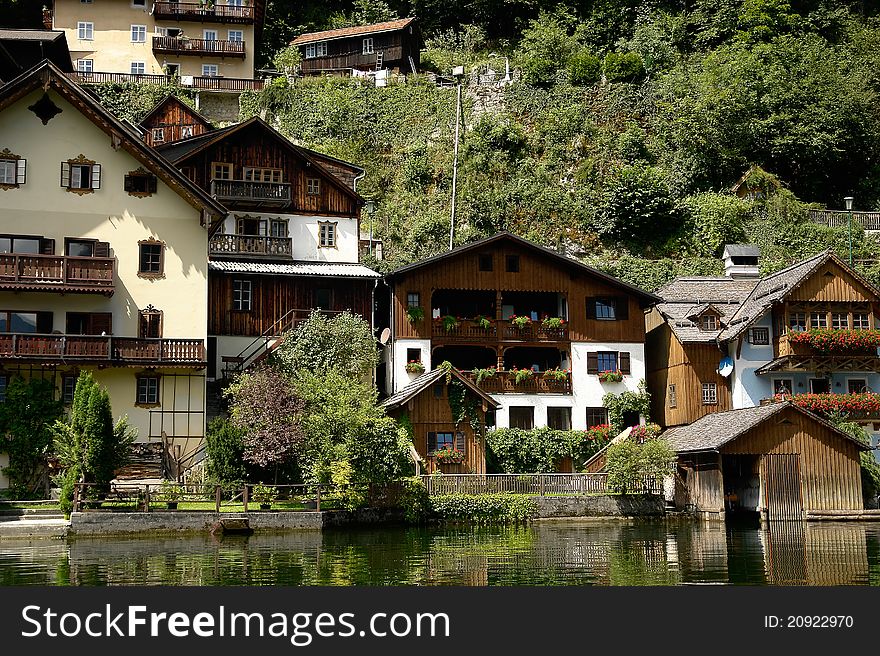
[700, 314, 718, 331]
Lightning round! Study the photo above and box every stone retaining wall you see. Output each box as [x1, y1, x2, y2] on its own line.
[532, 495, 665, 518]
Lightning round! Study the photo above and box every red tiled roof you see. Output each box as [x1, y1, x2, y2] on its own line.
[291, 18, 415, 46]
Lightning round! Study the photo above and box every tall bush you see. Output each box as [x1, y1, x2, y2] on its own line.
[205, 418, 247, 484]
[606, 438, 675, 493]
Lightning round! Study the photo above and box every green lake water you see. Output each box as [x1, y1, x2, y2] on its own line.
[1, 519, 879, 586]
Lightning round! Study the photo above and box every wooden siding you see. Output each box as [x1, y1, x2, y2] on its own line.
[209, 273, 372, 336]
[298, 29, 420, 73]
[788, 260, 879, 303]
[392, 241, 646, 343]
[719, 406, 863, 512]
[141, 98, 211, 147]
[645, 316, 731, 428]
[176, 125, 359, 217]
[678, 452, 724, 513]
[386, 382, 487, 474]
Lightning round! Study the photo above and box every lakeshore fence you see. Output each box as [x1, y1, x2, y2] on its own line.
[419, 473, 662, 496]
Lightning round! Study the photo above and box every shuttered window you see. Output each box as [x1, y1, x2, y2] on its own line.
[0, 158, 25, 186]
[454, 431, 466, 452]
[138, 306, 163, 338]
[125, 171, 158, 196]
[61, 159, 100, 193]
[588, 351, 631, 374]
[427, 432, 454, 453]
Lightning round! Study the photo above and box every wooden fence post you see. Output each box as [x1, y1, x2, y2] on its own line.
[540, 475, 545, 497]
[215, 485, 221, 513]
[243, 484, 249, 513]
[316, 486, 321, 512]
[73, 483, 80, 513]
[144, 485, 151, 513]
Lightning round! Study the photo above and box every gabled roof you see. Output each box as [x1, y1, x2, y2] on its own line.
[381, 367, 500, 411]
[156, 116, 363, 205]
[291, 18, 417, 46]
[386, 232, 660, 305]
[718, 251, 880, 342]
[662, 402, 871, 454]
[138, 94, 214, 131]
[0, 60, 226, 221]
[0, 30, 72, 83]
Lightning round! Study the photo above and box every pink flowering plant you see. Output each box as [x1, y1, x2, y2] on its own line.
[775, 392, 880, 416]
[542, 367, 571, 382]
[789, 329, 880, 352]
[432, 445, 466, 464]
[511, 367, 534, 384]
[629, 423, 662, 442]
[405, 360, 425, 374]
[510, 314, 532, 330]
[598, 370, 625, 383]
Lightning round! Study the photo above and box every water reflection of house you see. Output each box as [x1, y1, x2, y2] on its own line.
[762, 522, 869, 585]
[665, 403, 868, 520]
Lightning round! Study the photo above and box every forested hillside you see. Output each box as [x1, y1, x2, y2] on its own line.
[59, 0, 880, 289]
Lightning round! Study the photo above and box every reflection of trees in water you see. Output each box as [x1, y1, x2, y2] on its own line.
[1, 521, 878, 586]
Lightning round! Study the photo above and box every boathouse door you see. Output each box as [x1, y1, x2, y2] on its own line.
[762, 454, 803, 520]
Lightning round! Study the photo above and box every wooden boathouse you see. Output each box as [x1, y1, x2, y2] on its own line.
[663, 402, 868, 520]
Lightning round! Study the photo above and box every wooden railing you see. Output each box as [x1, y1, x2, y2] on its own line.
[66, 71, 265, 91]
[808, 210, 880, 231]
[153, 36, 246, 58]
[153, 2, 256, 23]
[462, 370, 573, 395]
[0, 253, 114, 292]
[209, 234, 293, 257]
[210, 180, 292, 204]
[420, 473, 661, 496]
[0, 334, 205, 364]
[432, 319, 569, 342]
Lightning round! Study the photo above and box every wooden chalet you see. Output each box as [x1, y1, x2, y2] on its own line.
[648, 249, 880, 432]
[381, 366, 499, 474]
[138, 95, 213, 147]
[664, 403, 869, 519]
[291, 18, 421, 76]
[384, 232, 659, 431]
[156, 116, 379, 379]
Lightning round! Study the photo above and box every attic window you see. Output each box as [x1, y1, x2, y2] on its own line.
[823, 270, 835, 277]
[700, 314, 719, 331]
[124, 168, 158, 197]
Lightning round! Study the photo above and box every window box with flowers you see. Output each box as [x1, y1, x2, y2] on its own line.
[776, 392, 880, 417]
[510, 315, 532, 330]
[541, 316, 566, 330]
[472, 314, 493, 330]
[432, 445, 466, 464]
[472, 366, 496, 385]
[439, 315, 461, 332]
[406, 306, 424, 323]
[598, 370, 625, 383]
[585, 423, 613, 443]
[542, 368, 570, 382]
[405, 360, 426, 374]
[629, 423, 661, 442]
[512, 367, 534, 385]
[789, 328, 880, 353]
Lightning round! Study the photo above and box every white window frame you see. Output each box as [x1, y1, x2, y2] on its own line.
[131, 24, 147, 43]
[701, 382, 718, 405]
[227, 30, 244, 43]
[853, 313, 870, 330]
[316, 42, 328, 57]
[0, 159, 16, 185]
[204, 29, 218, 41]
[202, 64, 219, 77]
[77, 22, 94, 41]
[76, 59, 93, 73]
[810, 311, 827, 329]
[151, 128, 165, 144]
[305, 44, 316, 59]
[832, 312, 849, 330]
[233, 279, 252, 311]
[180, 125, 194, 138]
[318, 222, 337, 249]
[130, 61, 146, 75]
[772, 378, 793, 396]
[362, 38, 374, 54]
[749, 327, 770, 345]
[306, 177, 321, 195]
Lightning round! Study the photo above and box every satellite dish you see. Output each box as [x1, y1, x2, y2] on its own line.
[718, 356, 734, 378]
[379, 328, 391, 345]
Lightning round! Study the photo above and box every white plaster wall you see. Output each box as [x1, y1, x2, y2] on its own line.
[212, 335, 261, 378]
[493, 395, 574, 430]
[571, 342, 647, 428]
[730, 314, 775, 409]
[391, 338, 432, 392]
[219, 212, 359, 263]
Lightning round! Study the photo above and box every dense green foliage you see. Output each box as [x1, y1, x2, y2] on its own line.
[427, 493, 537, 523]
[243, 1, 880, 287]
[88, 83, 198, 124]
[603, 381, 652, 433]
[486, 427, 611, 473]
[52, 373, 136, 512]
[0, 378, 63, 499]
[204, 418, 248, 484]
[605, 437, 675, 494]
[828, 413, 880, 505]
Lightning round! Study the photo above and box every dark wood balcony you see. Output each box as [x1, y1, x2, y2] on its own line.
[0, 253, 114, 296]
[153, 36, 246, 58]
[153, 2, 256, 24]
[66, 71, 264, 91]
[0, 334, 206, 367]
[209, 234, 292, 258]
[462, 370, 572, 395]
[210, 180, 292, 207]
[432, 318, 569, 343]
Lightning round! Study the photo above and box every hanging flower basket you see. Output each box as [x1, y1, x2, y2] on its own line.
[789, 328, 880, 352]
[432, 446, 466, 464]
[541, 316, 566, 330]
[472, 315, 493, 330]
[598, 370, 624, 383]
[512, 368, 534, 385]
[406, 306, 424, 323]
[440, 315, 461, 332]
[405, 360, 425, 374]
[542, 368, 570, 382]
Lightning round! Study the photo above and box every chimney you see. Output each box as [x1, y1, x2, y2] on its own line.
[723, 244, 761, 278]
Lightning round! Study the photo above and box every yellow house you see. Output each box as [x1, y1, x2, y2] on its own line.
[0, 61, 227, 489]
[49, 0, 265, 81]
